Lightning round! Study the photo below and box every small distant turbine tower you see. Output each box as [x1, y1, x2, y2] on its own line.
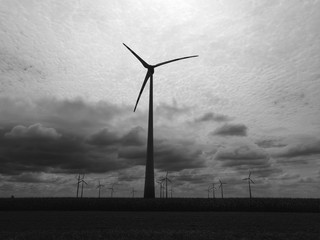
[206, 185, 211, 198]
[156, 179, 164, 198]
[210, 183, 216, 199]
[218, 179, 226, 199]
[243, 172, 255, 199]
[123, 43, 198, 198]
[160, 172, 172, 199]
[108, 183, 115, 198]
[75, 173, 83, 198]
[79, 174, 88, 198]
[96, 180, 104, 198]
[131, 188, 137, 198]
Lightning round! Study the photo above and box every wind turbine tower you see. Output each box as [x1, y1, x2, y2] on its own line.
[211, 183, 216, 199]
[80, 174, 87, 198]
[108, 183, 115, 198]
[219, 179, 226, 199]
[75, 173, 82, 198]
[123, 43, 198, 198]
[131, 188, 137, 198]
[96, 180, 104, 198]
[243, 172, 255, 199]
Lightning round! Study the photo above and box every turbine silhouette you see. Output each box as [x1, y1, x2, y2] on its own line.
[96, 180, 104, 198]
[159, 172, 172, 199]
[123, 43, 198, 198]
[218, 179, 226, 199]
[210, 182, 216, 199]
[243, 171, 255, 199]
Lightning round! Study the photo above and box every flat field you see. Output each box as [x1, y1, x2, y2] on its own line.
[0, 211, 319, 240]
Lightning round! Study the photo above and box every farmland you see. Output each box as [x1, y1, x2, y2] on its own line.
[0, 197, 319, 212]
[0, 211, 319, 240]
[0, 198, 319, 239]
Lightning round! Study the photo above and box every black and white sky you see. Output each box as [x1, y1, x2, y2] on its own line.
[0, 0, 319, 198]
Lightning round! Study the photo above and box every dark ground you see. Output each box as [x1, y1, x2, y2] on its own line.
[0, 211, 319, 240]
[1, 197, 319, 212]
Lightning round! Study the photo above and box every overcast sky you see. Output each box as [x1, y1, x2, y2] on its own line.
[0, 0, 319, 198]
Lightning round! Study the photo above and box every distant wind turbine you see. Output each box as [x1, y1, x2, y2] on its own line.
[156, 179, 165, 198]
[210, 183, 216, 199]
[96, 180, 104, 198]
[243, 172, 255, 199]
[131, 188, 137, 198]
[123, 43, 198, 198]
[206, 185, 211, 198]
[108, 183, 115, 198]
[160, 172, 172, 199]
[75, 173, 83, 198]
[169, 185, 174, 198]
[79, 174, 87, 198]
[218, 179, 226, 199]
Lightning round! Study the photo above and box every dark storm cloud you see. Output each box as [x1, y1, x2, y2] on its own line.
[0, 125, 128, 175]
[271, 138, 320, 158]
[211, 123, 248, 136]
[215, 143, 282, 178]
[86, 128, 120, 146]
[118, 138, 206, 171]
[120, 126, 146, 146]
[195, 112, 233, 122]
[174, 173, 212, 185]
[0, 97, 130, 135]
[5, 123, 61, 139]
[154, 139, 206, 171]
[0, 97, 207, 178]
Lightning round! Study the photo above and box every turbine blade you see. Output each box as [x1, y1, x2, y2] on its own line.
[123, 43, 149, 68]
[154, 55, 198, 68]
[250, 179, 255, 184]
[133, 71, 152, 112]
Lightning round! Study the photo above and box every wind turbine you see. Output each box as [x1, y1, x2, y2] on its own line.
[131, 188, 137, 198]
[156, 179, 164, 198]
[160, 172, 172, 199]
[107, 183, 115, 198]
[210, 182, 216, 199]
[206, 185, 211, 198]
[243, 171, 255, 199]
[79, 174, 87, 198]
[169, 185, 174, 198]
[123, 43, 198, 198]
[75, 173, 82, 198]
[218, 179, 226, 199]
[96, 180, 104, 198]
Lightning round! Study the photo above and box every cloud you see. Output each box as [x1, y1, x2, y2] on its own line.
[5, 123, 61, 139]
[120, 126, 146, 146]
[0, 129, 127, 175]
[86, 128, 120, 146]
[118, 138, 207, 172]
[214, 142, 282, 178]
[155, 100, 191, 120]
[0, 97, 208, 176]
[255, 139, 287, 148]
[0, 97, 130, 136]
[195, 112, 233, 122]
[270, 137, 320, 158]
[211, 123, 248, 136]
